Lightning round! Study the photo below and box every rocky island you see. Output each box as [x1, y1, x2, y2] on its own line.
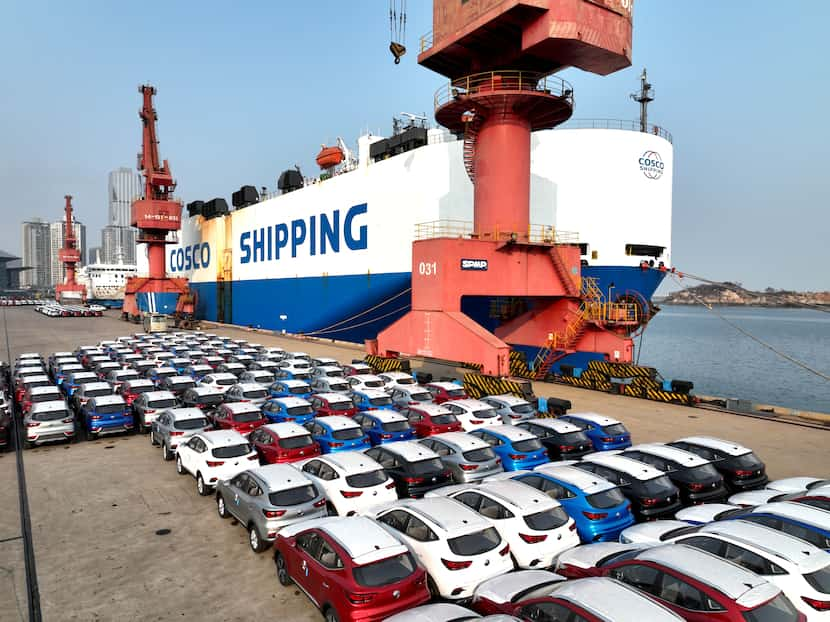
[658, 283, 830, 307]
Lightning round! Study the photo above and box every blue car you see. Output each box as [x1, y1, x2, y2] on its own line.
[557, 412, 632, 451]
[305, 416, 371, 453]
[146, 366, 178, 387]
[63, 371, 98, 397]
[268, 379, 313, 400]
[468, 425, 549, 471]
[353, 410, 415, 445]
[724, 502, 830, 551]
[80, 395, 133, 440]
[260, 397, 315, 425]
[351, 388, 396, 412]
[507, 464, 635, 542]
[55, 364, 84, 388]
[168, 358, 192, 375]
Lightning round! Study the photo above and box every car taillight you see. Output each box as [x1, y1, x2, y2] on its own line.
[519, 533, 548, 543]
[380, 433, 392, 439]
[508, 454, 526, 460]
[582, 511, 608, 520]
[404, 476, 425, 484]
[26, 421, 40, 427]
[441, 558, 472, 570]
[385, 481, 396, 489]
[313, 498, 327, 508]
[569, 523, 577, 531]
[499, 544, 510, 556]
[90, 415, 101, 421]
[247, 454, 259, 460]
[459, 464, 479, 471]
[262, 508, 286, 518]
[642, 498, 659, 506]
[169, 431, 183, 436]
[734, 469, 755, 477]
[559, 445, 575, 451]
[688, 482, 705, 491]
[61, 418, 73, 424]
[802, 596, 830, 611]
[347, 592, 376, 604]
[470, 419, 483, 425]
[601, 437, 615, 443]
[206, 460, 224, 467]
[329, 442, 344, 448]
[340, 490, 363, 498]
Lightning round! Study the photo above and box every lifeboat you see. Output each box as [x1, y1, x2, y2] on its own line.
[316, 145, 344, 169]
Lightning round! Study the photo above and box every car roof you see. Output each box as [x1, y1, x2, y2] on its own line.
[222, 402, 262, 414]
[234, 382, 267, 391]
[426, 381, 462, 390]
[553, 578, 683, 621]
[198, 430, 248, 446]
[351, 374, 382, 381]
[381, 440, 439, 462]
[204, 373, 238, 381]
[408, 403, 452, 416]
[533, 464, 618, 494]
[379, 371, 411, 379]
[82, 382, 113, 392]
[165, 375, 194, 383]
[446, 398, 493, 411]
[564, 412, 622, 426]
[752, 501, 830, 528]
[357, 388, 390, 398]
[125, 379, 154, 387]
[391, 497, 493, 535]
[189, 385, 223, 395]
[314, 392, 351, 402]
[319, 451, 382, 473]
[111, 369, 138, 376]
[582, 454, 666, 480]
[522, 418, 581, 433]
[153, 366, 177, 373]
[143, 391, 177, 400]
[476, 480, 558, 511]
[166, 408, 207, 421]
[314, 365, 341, 372]
[29, 386, 60, 395]
[483, 425, 538, 442]
[486, 393, 528, 405]
[250, 463, 314, 492]
[276, 379, 309, 387]
[221, 362, 245, 369]
[91, 395, 125, 406]
[362, 409, 406, 423]
[628, 443, 709, 467]
[318, 415, 359, 430]
[429, 432, 489, 451]
[30, 400, 69, 413]
[263, 422, 308, 438]
[270, 396, 311, 408]
[674, 436, 751, 456]
[245, 369, 272, 376]
[23, 375, 51, 383]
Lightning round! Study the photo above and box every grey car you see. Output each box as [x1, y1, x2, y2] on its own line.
[71, 381, 114, 414]
[132, 390, 179, 433]
[239, 370, 275, 387]
[224, 383, 269, 407]
[215, 464, 326, 552]
[389, 385, 434, 409]
[310, 376, 352, 395]
[24, 400, 75, 447]
[481, 394, 538, 423]
[418, 432, 505, 483]
[151, 407, 212, 461]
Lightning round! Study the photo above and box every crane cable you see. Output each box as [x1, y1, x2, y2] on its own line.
[389, 0, 407, 64]
[668, 274, 830, 383]
[304, 288, 411, 336]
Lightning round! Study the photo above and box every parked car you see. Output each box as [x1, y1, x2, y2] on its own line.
[268, 379, 313, 400]
[150, 407, 212, 461]
[118, 378, 156, 407]
[346, 374, 386, 392]
[298, 452, 398, 516]
[310, 376, 352, 395]
[79, 395, 132, 440]
[276, 358, 312, 380]
[424, 382, 468, 404]
[516, 418, 594, 461]
[274, 516, 430, 619]
[216, 464, 327, 551]
[674, 503, 747, 525]
[668, 436, 769, 492]
[215, 362, 246, 377]
[261, 397, 315, 425]
[767, 477, 830, 494]
[71, 381, 114, 414]
[310, 365, 344, 381]
[145, 366, 178, 387]
[309, 392, 358, 418]
[418, 432, 504, 484]
[248, 422, 320, 464]
[352, 388, 396, 412]
[178, 386, 224, 415]
[23, 400, 75, 447]
[365, 441, 452, 498]
[441, 399, 503, 432]
[132, 390, 179, 433]
[390, 385, 435, 409]
[21, 385, 62, 415]
[16, 374, 54, 403]
[480, 394, 537, 424]
[198, 372, 238, 394]
[341, 362, 372, 377]
[239, 370, 275, 387]
[354, 410, 416, 445]
[399, 403, 463, 438]
[54, 362, 84, 388]
[158, 375, 197, 398]
[185, 364, 214, 381]
[557, 412, 632, 451]
[224, 382, 269, 407]
[93, 361, 121, 380]
[467, 426, 549, 471]
[377, 371, 418, 392]
[305, 416, 371, 454]
[175, 430, 259, 496]
[104, 369, 140, 391]
[730, 502, 830, 550]
[211, 402, 267, 435]
[372, 497, 514, 600]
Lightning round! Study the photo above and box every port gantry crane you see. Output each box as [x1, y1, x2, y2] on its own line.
[122, 85, 193, 322]
[55, 194, 86, 304]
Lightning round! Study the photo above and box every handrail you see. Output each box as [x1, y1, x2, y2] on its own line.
[559, 118, 673, 144]
[415, 219, 578, 244]
[419, 30, 434, 53]
[434, 70, 574, 112]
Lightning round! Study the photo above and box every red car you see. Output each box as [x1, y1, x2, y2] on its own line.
[424, 381, 468, 404]
[212, 402, 266, 434]
[600, 544, 804, 621]
[21, 385, 63, 415]
[274, 516, 430, 622]
[398, 403, 463, 437]
[341, 362, 373, 377]
[310, 393, 358, 418]
[15, 375, 53, 404]
[248, 422, 321, 463]
[118, 379, 156, 406]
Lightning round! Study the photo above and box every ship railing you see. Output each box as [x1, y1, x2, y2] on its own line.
[434, 71, 574, 112]
[560, 118, 673, 144]
[415, 219, 579, 245]
[419, 30, 434, 53]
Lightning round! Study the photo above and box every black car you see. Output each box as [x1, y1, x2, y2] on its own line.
[667, 437, 768, 492]
[179, 386, 225, 415]
[365, 442, 452, 498]
[573, 455, 682, 521]
[516, 419, 593, 461]
[617, 445, 728, 506]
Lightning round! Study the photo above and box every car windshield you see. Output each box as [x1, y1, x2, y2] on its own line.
[637, 476, 676, 496]
[332, 427, 363, 441]
[216, 378, 235, 386]
[804, 564, 830, 592]
[212, 444, 252, 458]
[726, 452, 763, 469]
[513, 438, 543, 452]
[32, 410, 70, 422]
[409, 458, 444, 476]
[95, 404, 124, 414]
[524, 506, 570, 531]
[448, 527, 500, 556]
[444, 387, 465, 397]
[325, 370, 341, 377]
[560, 431, 589, 444]
[328, 383, 350, 393]
[462, 447, 497, 462]
[156, 370, 175, 378]
[243, 389, 267, 399]
[474, 408, 498, 419]
[197, 394, 223, 405]
[346, 469, 387, 488]
[363, 380, 383, 388]
[234, 411, 262, 423]
[149, 398, 178, 409]
[369, 396, 393, 407]
[269, 484, 316, 506]
[685, 464, 719, 479]
[382, 421, 410, 433]
[279, 435, 313, 449]
[602, 423, 628, 436]
[431, 414, 457, 425]
[353, 552, 416, 588]
[288, 386, 309, 395]
[87, 388, 112, 398]
[586, 487, 626, 509]
[742, 594, 800, 622]
[130, 385, 153, 395]
[32, 393, 60, 403]
[328, 400, 352, 411]
[287, 405, 313, 416]
[255, 374, 274, 384]
[175, 417, 209, 430]
[511, 403, 535, 414]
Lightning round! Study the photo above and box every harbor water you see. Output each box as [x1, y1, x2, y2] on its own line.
[637, 305, 830, 414]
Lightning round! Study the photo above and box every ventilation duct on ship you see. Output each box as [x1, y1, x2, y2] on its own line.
[202, 198, 229, 220]
[278, 169, 304, 194]
[232, 185, 259, 209]
[186, 200, 204, 217]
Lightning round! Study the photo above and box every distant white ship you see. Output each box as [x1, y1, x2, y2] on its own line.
[78, 250, 137, 308]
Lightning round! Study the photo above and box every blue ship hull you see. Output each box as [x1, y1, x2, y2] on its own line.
[136, 292, 181, 314]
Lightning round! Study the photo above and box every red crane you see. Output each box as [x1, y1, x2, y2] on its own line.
[55, 194, 86, 303]
[122, 85, 192, 322]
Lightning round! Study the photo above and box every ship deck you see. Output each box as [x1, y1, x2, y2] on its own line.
[0, 308, 827, 621]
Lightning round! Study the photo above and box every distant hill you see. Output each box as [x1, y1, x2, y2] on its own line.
[661, 283, 830, 307]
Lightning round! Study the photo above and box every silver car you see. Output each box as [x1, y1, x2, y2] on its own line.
[481, 394, 538, 423]
[24, 400, 75, 447]
[239, 370, 275, 387]
[215, 464, 326, 552]
[418, 432, 504, 483]
[389, 385, 434, 409]
[224, 383, 269, 407]
[151, 407, 213, 461]
[132, 390, 179, 432]
[310, 376, 352, 395]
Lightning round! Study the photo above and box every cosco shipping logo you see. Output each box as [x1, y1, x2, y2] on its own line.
[639, 151, 664, 180]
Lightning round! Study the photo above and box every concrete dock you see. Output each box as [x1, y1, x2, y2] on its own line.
[0, 308, 827, 621]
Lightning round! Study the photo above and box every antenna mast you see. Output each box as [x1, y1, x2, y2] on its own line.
[631, 68, 654, 133]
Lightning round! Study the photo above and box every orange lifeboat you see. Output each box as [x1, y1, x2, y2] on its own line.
[316, 145, 344, 169]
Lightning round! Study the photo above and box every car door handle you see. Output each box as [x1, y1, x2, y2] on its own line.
[322, 582, 329, 589]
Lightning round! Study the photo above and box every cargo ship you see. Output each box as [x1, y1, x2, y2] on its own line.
[78, 252, 137, 308]
[161, 116, 673, 371]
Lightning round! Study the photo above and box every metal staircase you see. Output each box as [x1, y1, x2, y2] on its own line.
[549, 246, 579, 297]
[462, 112, 484, 182]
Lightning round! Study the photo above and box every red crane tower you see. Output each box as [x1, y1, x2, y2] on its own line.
[122, 85, 191, 322]
[374, 0, 639, 376]
[55, 194, 86, 304]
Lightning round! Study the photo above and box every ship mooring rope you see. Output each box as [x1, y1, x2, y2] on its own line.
[669, 274, 830, 383]
[309, 304, 411, 336]
[304, 288, 411, 336]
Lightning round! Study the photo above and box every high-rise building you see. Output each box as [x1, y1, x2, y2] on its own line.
[88, 247, 102, 264]
[49, 219, 86, 286]
[108, 167, 142, 227]
[21, 219, 51, 288]
[101, 225, 137, 264]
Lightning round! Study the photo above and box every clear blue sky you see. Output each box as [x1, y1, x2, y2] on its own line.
[1, 1, 827, 291]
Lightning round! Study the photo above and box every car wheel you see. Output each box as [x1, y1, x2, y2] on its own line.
[176, 455, 185, 475]
[196, 472, 209, 496]
[323, 607, 340, 622]
[274, 552, 292, 586]
[249, 524, 267, 553]
[23, 439, 33, 450]
[150, 430, 159, 446]
[161, 443, 172, 461]
[217, 495, 229, 518]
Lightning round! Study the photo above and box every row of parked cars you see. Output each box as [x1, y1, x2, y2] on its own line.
[34, 302, 105, 317]
[8, 332, 830, 621]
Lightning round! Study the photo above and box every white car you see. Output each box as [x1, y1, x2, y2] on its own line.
[310, 356, 339, 368]
[198, 372, 238, 394]
[619, 520, 700, 545]
[555, 542, 645, 576]
[346, 374, 386, 392]
[296, 451, 398, 516]
[286, 351, 310, 361]
[310, 376, 352, 395]
[471, 569, 566, 612]
[429, 480, 580, 569]
[767, 477, 830, 494]
[310, 365, 344, 380]
[238, 370, 275, 387]
[730, 489, 791, 507]
[441, 399, 503, 431]
[225, 382, 269, 407]
[674, 503, 745, 525]
[378, 371, 417, 391]
[669, 520, 830, 620]
[175, 430, 259, 495]
[480, 394, 537, 423]
[373, 496, 514, 600]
